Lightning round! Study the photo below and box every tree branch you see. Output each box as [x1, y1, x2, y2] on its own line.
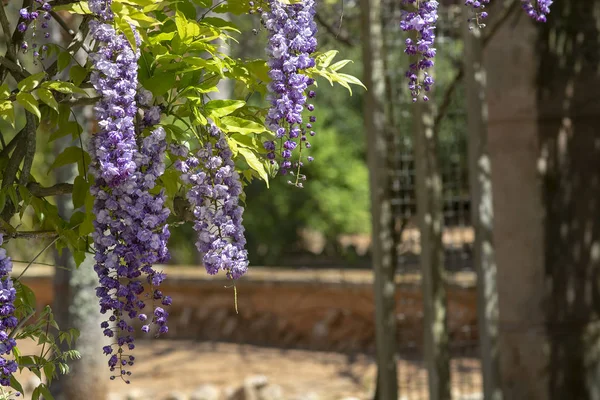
[433, 0, 519, 132]
[61, 96, 100, 107]
[3, 230, 59, 240]
[0, 57, 28, 80]
[46, 15, 92, 77]
[0, 128, 24, 159]
[27, 182, 74, 197]
[315, 13, 354, 47]
[19, 112, 37, 186]
[0, 3, 17, 62]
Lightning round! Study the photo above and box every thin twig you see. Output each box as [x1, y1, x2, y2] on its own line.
[8, 310, 35, 340]
[433, 0, 519, 131]
[15, 235, 62, 281]
[315, 13, 354, 47]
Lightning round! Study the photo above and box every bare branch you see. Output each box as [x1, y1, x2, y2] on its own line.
[434, 0, 519, 132]
[315, 13, 354, 47]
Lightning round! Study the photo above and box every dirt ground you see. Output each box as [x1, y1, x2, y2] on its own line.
[14, 339, 482, 400]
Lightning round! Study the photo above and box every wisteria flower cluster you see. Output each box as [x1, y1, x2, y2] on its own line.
[17, 0, 53, 55]
[89, 19, 171, 381]
[401, 0, 438, 102]
[521, 0, 553, 22]
[464, 0, 489, 29]
[261, 0, 318, 178]
[175, 125, 249, 280]
[89, 0, 114, 22]
[0, 236, 18, 388]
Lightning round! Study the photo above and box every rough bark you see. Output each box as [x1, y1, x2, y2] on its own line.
[537, 2, 600, 399]
[413, 96, 450, 400]
[360, 0, 398, 397]
[462, 8, 503, 400]
[49, 109, 109, 400]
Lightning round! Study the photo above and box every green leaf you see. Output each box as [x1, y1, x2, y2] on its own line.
[0, 84, 10, 100]
[73, 250, 86, 267]
[160, 169, 179, 198]
[43, 363, 56, 381]
[17, 282, 37, 310]
[10, 376, 25, 395]
[143, 72, 176, 97]
[53, 1, 91, 14]
[0, 192, 6, 214]
[69, 65, 88, 86]
[16, 92, 41, 120]
[205, 100, 245, 119]
[48, 146, 90, 173]
[116, 17, 138, 52]
[43, 81, 87, 95]
[0, 100, 15, 126]
[58, 52, 71, 72]
[220, 116, 266, 135]
[17, 72, 46, 92]
[37, 88, 59, 112]
[6, 186, 18, 210]
[237, 147, 269, 186]
[316, 50, 338, 68]
[50, 121, 82, 142]
[336, 73, 367, 90]
[38, 384, 55, 400]
[72, 176, 89, 209]
[329, 59, 353, 72]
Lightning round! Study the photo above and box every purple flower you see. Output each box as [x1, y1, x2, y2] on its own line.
[262, 0, 318, 175]
[400, 0, 438, 102]
[0, 236, 18, 387]
[176, 124, 249, 280]
[521, 0, 553, 22]
[464, 0, 490, 28]
[89, 20, 171, 380]
[89, 0, 114, 21]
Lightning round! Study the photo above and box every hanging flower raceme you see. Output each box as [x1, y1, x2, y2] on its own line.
[89, 0, 114, 21]
[89, 19, 171, 381]
[175, 125, 249, 280]
[17, 0, 54, 57]
[521, 0, 552, 22]
[464, 0, 489, 29]
[401, 0, 439, 102]
[0, 235, 18, 388]
[262, 0, 318, 180]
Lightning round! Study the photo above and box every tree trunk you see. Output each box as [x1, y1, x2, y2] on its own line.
[463, 8, 503, 400]
[414, 96, 450, 400]
[49, 107, 109, 400]
[537, 2, 600, 399]
[360, 0, 398, 397]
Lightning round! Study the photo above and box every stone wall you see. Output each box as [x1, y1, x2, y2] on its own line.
[15, 265, 478, 353]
